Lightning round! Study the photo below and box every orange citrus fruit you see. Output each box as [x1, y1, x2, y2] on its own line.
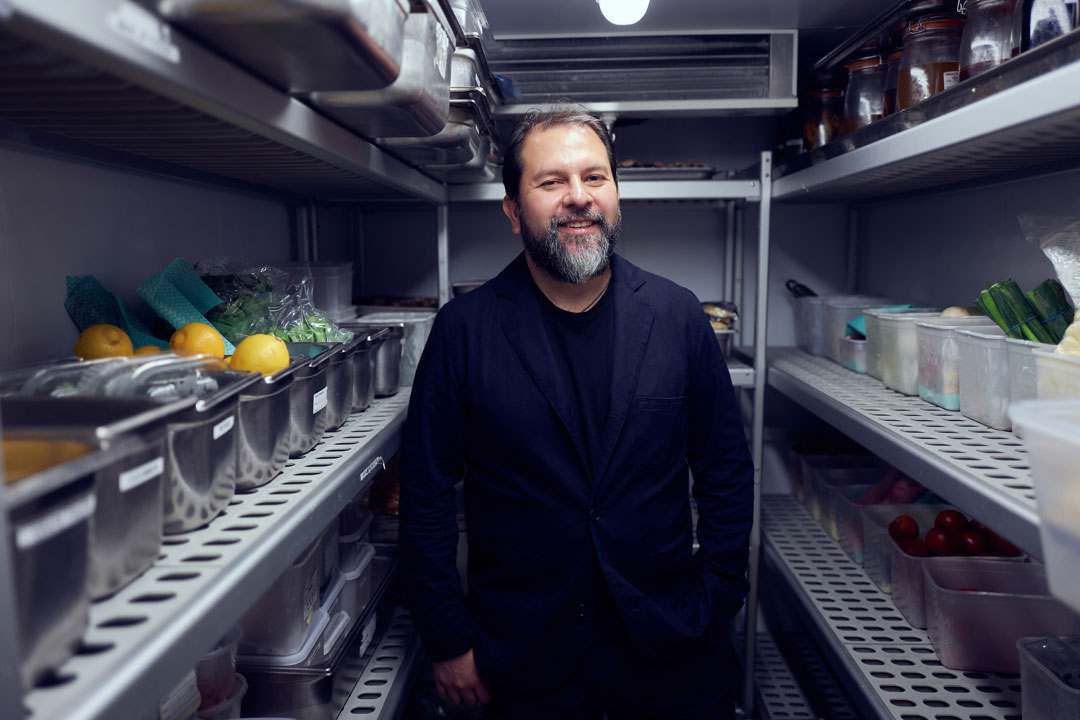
[134, 345, 164, 356]
[169, 322, 226, 359]
[229, 334, 290, 376]
[74, 324, 134, 359]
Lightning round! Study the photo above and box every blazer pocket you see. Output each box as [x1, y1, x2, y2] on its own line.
[636, 396, 686, 412]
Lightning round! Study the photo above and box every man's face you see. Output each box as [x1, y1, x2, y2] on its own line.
[503, 124, 621, 284]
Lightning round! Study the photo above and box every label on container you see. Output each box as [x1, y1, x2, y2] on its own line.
[107, 1, 181, 64]
[119, 456, 164, 493]
[158, 669, 200, 720]
[943, 71, 960, 91]
[15, 495, 96, 550]
[303, 573, 319, 625]
[213, 415, 234, 440]
[356, 615, 378, 658]
[313, 387, 328, 415]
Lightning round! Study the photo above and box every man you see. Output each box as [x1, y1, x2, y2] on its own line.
[400, 108, 753, 719]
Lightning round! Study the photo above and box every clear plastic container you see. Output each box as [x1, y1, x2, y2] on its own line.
[819, 470, 884, 540]
[801, 457, 885, 524]
[824, 296, 890, 364]
[306, 262, 354, 316]
[1017, 635, 1080, 720]
[1009, 400, 1080, 616]
[879, 312, 945, 395]
[339, 543, 376, 619]
[794, 296, 828, 356]
[862, 504, 948, 595]
[1007, 337, 1043, 409]
[1035, 349, 1080, 398]
[196, 625, 243, 710]
[196, 672, 246, 720]
[787, 439, 872, 504]
[1013, 0, 1079, 55]
[357, 310, 435, 387]
[833, 484, 877, 563]
[842, 55, 887, 134]
[916, 316, 997, 410]
[238, 536, 324, 657]
[957, 326, 1011, 430]
[865, 307, 940, 380]
[897, 16, 965, 111]
[839, 337, 868, 374]
[960, 0, 1020, 80]
[924, 558, 1080, 672]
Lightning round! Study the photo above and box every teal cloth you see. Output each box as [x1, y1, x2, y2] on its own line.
[138, 258, 234, 354]
[64, 276, 168, 349]
[847, 304, 913, 339]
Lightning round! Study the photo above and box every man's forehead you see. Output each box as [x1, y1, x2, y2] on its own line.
[521, 124, 608, 169]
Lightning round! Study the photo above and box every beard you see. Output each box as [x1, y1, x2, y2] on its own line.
[519, 209, 621, 285]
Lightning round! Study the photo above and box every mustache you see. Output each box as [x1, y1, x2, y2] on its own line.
[549, 211, 606, 228]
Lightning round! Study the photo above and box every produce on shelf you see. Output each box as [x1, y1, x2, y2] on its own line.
[229, 334, 290, 376]
[2, 438, 91, 485]
[893, 509, 1021, 558]
[702, 301, 738, 331]
[1029, 278, 1074, 342]
[1054, 309, 1080, 357]
[134, 346, 164, 356]
[169, 322, 227, 359]
[975, 278, 1070, 343]
[940, 306, 971, 317]
[74, 323, 134, 359]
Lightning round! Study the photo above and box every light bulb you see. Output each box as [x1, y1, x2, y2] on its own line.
[597, 0, 650, 25]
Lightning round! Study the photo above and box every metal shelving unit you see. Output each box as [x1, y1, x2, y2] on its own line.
[0, 0, 446, 203]
[337, 607, 424, 720]
[20, 392, 409, 720]
[768, 351, 1040, 560]
[762, 494, 1024, 720]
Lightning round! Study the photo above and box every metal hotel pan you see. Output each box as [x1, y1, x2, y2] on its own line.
[156, 0, 411, 93]
[341, 323, 404, 397]
[287, 341, 353, 432]
[378, 105, 482, 166]
[2, 434, 146, 688]
[350, 328, 389, 411]
[284, 344, 338, 456]
[1, 397, 172, 600]
[235, 363, 301, 491]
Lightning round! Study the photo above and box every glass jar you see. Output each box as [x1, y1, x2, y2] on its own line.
[802, 90, 844, 150]
[897, 16, 966, 111]
[1013, 0, 1078, 55]
[882, 49, 903, 116]
[960, 0, 1019, 80]
[842, 55, 887, 133]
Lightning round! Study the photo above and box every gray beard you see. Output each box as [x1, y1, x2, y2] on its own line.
[520, 209, 621, 284]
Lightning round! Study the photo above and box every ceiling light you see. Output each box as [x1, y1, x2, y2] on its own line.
[597, 0, 650, 25]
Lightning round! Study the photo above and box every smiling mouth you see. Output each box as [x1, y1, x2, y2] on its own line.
[559, 220, 598, 229]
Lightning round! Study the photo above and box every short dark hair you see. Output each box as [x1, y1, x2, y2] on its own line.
[501, 106, 619, 202]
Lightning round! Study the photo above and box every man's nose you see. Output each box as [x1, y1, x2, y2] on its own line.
[562, 177, 592, 208]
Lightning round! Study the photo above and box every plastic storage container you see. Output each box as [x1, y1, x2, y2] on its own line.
[1008, 337, 1043, 409]
[838, 337, 868, 374]
[861, 504, 948, 594]
[824, 296, 890, 364]
[957, 325, 1011, 430]
[1035, 349, 1080, 398]
[879, 312, 943, 395]
[960, 0, 1020, 80]
[865, 307, 940, 380]
[818, 469, 884, 539]
[786, 439, 872, 504]
[1017, 635, 1080, 720]
[379, 104, 482, 166]
[308, 8, 454, 138]
[924, 558, 1080, 672]
[897, 16, 965, 111]
[793, 296, 828, 356]
[916, 316, 997, 409]
[197, 672, 247, 720]
[832, 484, 876, 562]
[238, 534, 325, 657]
[842, 54, 887, 133]
[1010, 400, 1080, 615]
[197, 625, 243, 709]
[355, 310, 435, 387]
[801, 455, 885, 523]
[306, 263, 354, 318]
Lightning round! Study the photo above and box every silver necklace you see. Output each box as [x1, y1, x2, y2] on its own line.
[578, 277, 611, 313]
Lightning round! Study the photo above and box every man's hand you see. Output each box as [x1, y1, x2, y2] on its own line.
[433, 649, 492, 706]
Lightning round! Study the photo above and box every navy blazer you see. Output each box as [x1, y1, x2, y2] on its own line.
[400, 253, 753, 692]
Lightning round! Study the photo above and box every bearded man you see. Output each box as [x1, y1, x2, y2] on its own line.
[400, 107, 753, 720]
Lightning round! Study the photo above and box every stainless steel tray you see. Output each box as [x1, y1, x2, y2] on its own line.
[307, 8, 454, 138]
[283, 349, 334, 457]
[349, 328, 390, 412]
[379, 105, 482, 166]
[339, 323, 404, 397]
[156, 0, 410, 93]
[236, 371, 294, 491]
[616, 166, 716, 180]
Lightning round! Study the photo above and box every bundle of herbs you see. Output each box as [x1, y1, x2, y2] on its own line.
[974, 278, 1072, 343]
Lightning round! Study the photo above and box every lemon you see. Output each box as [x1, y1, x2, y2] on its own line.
[3, 438, 92, 484]
[169, 322, 226, 359]
[74, 324, 134, 359]
[230, 334, 290, 376]
[134, 345, 164, 356]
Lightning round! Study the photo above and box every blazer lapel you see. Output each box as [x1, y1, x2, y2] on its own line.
[593, 258, 653, 487]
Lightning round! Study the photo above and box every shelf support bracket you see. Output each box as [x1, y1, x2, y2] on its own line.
[437, 204, 450, 308]
[723, 200, 736, 303]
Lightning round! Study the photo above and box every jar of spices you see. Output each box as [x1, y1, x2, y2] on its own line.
[802, 74, 845, 150]
[960, 0, 1019, 80]
[842, 54, 887, 133]
[882, 48, 903, 115]
[1013, 0, 1078, 55]
[897, 16, 966, 111]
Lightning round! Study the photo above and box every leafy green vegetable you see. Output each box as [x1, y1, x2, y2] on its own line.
[1026, 278, 1073, 344]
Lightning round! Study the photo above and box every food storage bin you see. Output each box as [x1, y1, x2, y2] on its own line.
[288, 341, 356, 432]
[1017, 635, 1080, 720]
[842, 54, 887, 134]
[448, 0, 492, 49]
[3, 435, 143, 687]
[285, 347, 333, 457]
[924, 558, 1080, 672]
[238, 534, 325, 657]
[234, 362, 298, 491]
[308, 8, 454, 138]
[897, 16, 965, 111]
[838, 337, 868, 374]
[879, 312, 946, 394]
[1035, 349, 1080, 399]
[350, 328, 389, 412]
[795, 296, 829, 356]
[379, 105, 482, 166]
[356, 310, 435, 387]
[864, 307, 939, 380]
[957, 326, 1011, 430]
[916, 316, 997, 409]
[824, 296, 890, 364]
[197, 672, 247, 720]
[1007, 337, 1043, 409]
[339, 543, 376, 620]
[318, 521, 341, 603]
[801, 455, 885, 523]
[1, 396, 169, 599]
[339, 512, 374, 568]
[833, 484, 876, 562]
[959, 0, 1019, 80]
[786, 438, 871, 504]
[197, 625, 243, 709]
[863, 503, 948, 595]
[819, 469, 884, 539]
[156, 0, 410, 93]
[1010, 400, 1080, 615]
[306, 262, 354, 318]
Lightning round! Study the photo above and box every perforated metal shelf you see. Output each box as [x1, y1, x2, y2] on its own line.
[337, 607, 423, 720]
[22, 391, 410, 720]
[735, 629, 817, 720]
[769, 351, 1041, 560]
[763, 495, 1023, 720]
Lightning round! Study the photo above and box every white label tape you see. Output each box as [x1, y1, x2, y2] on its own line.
[158, 669, 200, 720]
[107, 1, 181, 64]
[313, 387, 328, 414]
[119, 457, 164, 493]
[213, 415, 235, 440]
[15, 495, 96, 550]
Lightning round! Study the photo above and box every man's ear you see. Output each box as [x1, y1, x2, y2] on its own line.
[502, 195, 522, 235]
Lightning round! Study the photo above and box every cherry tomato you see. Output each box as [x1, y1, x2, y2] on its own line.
[888, 515, 920, 542]
[969, 519, 988, 534]
[960, 530, 987, 555]
[934, 510, 970, 533]
[925, 527, 961, 556]
[986, 531, 1022, 557]
[898, 537, 928, 557]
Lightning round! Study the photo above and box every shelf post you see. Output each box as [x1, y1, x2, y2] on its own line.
[742, 151, 773, 717]
[0, 416, 26, 719]
[723, 200, 736, 303]
[437, 205, 450, 308]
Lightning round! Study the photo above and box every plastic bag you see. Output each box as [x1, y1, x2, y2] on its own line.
[1018, 211, 1080, 306]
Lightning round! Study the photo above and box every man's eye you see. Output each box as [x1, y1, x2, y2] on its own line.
[540, 180, 559, 187]
[587, 175, 606, 182]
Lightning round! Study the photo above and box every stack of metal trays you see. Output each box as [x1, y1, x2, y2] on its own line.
[340, 322, 405, 397]
[285, 341, 352, 437]
[447, 0, 494, 53]
[2, 432, 148, 688]
[350, 328, 390, 412]
[379, 105, 483, 166]
[307, 3, 455, 138]
[155, 0, 411, 93]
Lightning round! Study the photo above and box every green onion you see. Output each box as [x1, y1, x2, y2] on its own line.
[1026, 278, 1073, 344]
[989, 279, 1055, 343]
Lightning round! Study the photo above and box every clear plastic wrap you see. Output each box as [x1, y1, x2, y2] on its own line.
[1018, 211, 1080, 306]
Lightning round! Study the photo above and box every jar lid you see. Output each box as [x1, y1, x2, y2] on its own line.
[905, 16, 966, 35]
[845, 56, 883, 70]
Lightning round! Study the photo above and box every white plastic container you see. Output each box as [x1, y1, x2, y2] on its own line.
[307, 262, 353, 317]
[916, 316, 997, 410]
[196, 625, 243, 710]
[1035, 349, 1080, 399]
[796, 296, 829, 356]
[237, 535, 324, 657]
[824, 296, 889, 363]
[799, 454, 884, 522]
[864, 307, 940, 380]
[1008, 338, 1043, 408]
[957, 326, 1011, 430]
[860, 503, 948, 594]
[1010, 400, 1080, 616]
[817, 469, 883, 540]
[879, 312, 942, 395]
[1017, 636, 1080, 720]
[196, 672, 246, 720]
[838, 337, 868, 374]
